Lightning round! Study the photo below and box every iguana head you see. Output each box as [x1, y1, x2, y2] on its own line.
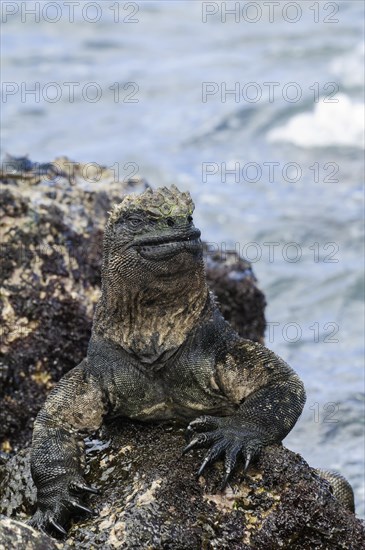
[95, 185, 209, 358]
[103, 185, 203, 281]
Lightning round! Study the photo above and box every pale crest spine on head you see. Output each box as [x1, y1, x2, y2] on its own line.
[109, 185, 195, 223]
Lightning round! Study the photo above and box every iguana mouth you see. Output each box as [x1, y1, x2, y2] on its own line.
[134, 229, 202, 259]
[133, 228, 201, 248]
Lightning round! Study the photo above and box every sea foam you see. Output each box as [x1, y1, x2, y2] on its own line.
[267, 94, 364, 149]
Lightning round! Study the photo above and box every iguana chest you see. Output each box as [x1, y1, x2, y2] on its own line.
[105, 347, 235, 422]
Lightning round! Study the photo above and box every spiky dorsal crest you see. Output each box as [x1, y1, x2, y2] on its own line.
[109, 185, 194, 223]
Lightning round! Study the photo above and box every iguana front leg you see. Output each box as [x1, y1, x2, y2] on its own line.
[184, 339, 306, 487]
[29, 360, 108, 535]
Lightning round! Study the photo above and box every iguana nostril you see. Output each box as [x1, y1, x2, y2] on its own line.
[166, 218, 174, 227]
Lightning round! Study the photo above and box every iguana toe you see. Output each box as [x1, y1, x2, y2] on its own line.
[70, 480, 99, 495]
[185, 415, 264, 487]
[182, 431, 219, 455]
[28, 508, 68, 538]
[69, 500, 96, 516]
[48, 517, 67, 536]
[196, 444, 226, 477]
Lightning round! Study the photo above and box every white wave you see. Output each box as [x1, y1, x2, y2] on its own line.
[267, 94, 364, 149]
[330, 43, 365, 88]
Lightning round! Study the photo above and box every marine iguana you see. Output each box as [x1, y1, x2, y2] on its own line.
[29, 185, 307, 535]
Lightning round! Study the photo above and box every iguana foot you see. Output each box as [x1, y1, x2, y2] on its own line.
[183, 415, 266, 489]
[28, 477, 98, 537]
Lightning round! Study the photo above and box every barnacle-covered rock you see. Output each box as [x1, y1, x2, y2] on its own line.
[0, 514, 61, 549]
[0, 421, 364, 549]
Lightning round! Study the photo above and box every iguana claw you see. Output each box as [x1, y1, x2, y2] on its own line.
[184, 415, 264, 487]
[70, 500, 96, 516]
[70, 480, 99, 495]
[48, 517, 67, 536]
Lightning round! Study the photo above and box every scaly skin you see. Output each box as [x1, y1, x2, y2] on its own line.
[315, 469, 355, 513]
[29, 185, 306, 536]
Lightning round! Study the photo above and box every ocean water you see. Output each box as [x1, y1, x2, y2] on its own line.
[1, 1, 364, 516]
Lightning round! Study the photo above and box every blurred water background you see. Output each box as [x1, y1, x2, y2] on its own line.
[1, 1, 364, 515]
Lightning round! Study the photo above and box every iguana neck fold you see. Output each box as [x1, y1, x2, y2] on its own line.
[94, 259, 210, 363]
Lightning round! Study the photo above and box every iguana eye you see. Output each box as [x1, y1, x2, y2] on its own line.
[127, 215, 143, 229]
